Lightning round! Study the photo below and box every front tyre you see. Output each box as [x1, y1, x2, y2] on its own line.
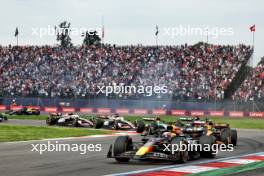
[46, 117, 57, 126]
[136, 120, 145, 133]
[199, 135, 216, 158]
[113, 136, 132, 162]
[171, 137, 188, 163]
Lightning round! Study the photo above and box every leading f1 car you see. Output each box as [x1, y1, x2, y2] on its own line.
[107, 125, 189, 163]
[107, 125, 216, 163]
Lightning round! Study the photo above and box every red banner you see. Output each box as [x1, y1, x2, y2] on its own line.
[229, 111, 244, 117]
[134, 109, 148, 115]
[11, 106, 23, 111]
[249, 112, 264, 117]
[62, 107, 75, 113]
[152, 109, 166, 115]
[209, 111, 224, 116]
[115, 108, 130, 114]
[191, 110, 205, 116]
[0, 105, 6, 111]
[44, 107, 58, 113]
[97, 108, 111, 114]
[80, 108, 93, 113]
[171, 110, 186, 116]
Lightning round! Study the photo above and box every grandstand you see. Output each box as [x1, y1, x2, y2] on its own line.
[0, 43, 253, 101]
[233, 57, 264, 101]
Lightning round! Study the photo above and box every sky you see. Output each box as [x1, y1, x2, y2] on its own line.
[0, 0, 263, 66]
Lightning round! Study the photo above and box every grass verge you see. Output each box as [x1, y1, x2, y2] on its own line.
[0, 124, 111, 142]
[123, 116, 264, 130]
[4, 114, 48, 120]
[3, 114, 264, 130]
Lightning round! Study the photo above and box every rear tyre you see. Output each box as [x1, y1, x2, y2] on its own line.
[46, 117, 57, 126]
[71, 118, 79, 127]
[221, 128, 231, 145]
[3, 116, 8, 121]
[231, 129, 237, 146]
[136, 120, 145, 133]
[95, 119, 104, 129]
[171, 137, 188, 163]
[199, 135, 216, 158]
[113, 136, 132, 162]
[34, 111, 40, 115]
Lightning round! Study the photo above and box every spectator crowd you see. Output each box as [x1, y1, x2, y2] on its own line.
[233, 57, 264, 101]
[0, 43, 252, 100]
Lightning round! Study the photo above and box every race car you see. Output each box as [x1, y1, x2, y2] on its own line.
[211, 123, 237, 146]
[7, 107, 40, 115]
[0, 113, 8, 122]
[107, 125, 214, 162]
[180, 118, 237, 147]
[46, 113, 95, 128]
[94, 114, 145, 133]
[143, 117, 168, 135]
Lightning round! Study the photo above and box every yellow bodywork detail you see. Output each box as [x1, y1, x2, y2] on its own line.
[207, 125, 213, 136]
[136, 146, 151, 156]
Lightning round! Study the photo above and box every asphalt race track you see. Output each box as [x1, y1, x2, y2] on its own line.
[0, 127, 264, 176]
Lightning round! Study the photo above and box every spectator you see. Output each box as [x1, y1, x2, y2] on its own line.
[0, 43, 252, 100]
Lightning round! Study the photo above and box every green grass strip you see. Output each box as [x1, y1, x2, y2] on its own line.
[189, 161, 264, 176]
[5, 114, 48, 120]
[123, 116, 264, 130]
[3, 114, 264, 129]
[0, 124, 111, 142]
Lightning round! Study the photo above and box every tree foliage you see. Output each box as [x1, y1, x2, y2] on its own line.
[82, 30, 101, 46]
[56, 21, 72, 48]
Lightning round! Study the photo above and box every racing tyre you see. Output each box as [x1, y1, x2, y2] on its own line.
[0, 114, 7, 121]
[33, 111, 40, 115]
[221, 128, 231, 145]
[71, 118, 79, 127]
[231, 129, 237, 146]
[171, 137, 188, 163]
[113, 136, 132, 162]
[95, 119, 104, 129]
[46, 117, 57, 126]
[199, 135, 216, 158]
[136, 120, 145, 133]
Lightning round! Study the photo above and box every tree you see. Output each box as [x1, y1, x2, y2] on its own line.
[56, 21, 72, 48]
[82, 30, 101, 46]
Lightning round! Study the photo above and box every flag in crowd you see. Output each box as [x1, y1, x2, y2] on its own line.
[250, 24, 256, 32]
[14, 27, 19, 37]
[155, 25, 159, 36]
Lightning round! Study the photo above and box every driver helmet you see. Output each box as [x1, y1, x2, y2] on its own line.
[162, 132, 175, 138]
